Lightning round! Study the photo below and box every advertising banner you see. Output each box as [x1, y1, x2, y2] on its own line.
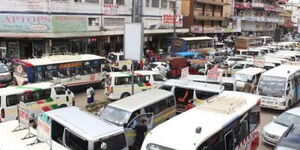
[162, 14, 183, 27]
[18, 106, 30, 128]
[52, 16, 87, 32]
[191, 25, 203, 33]
[103, 4, 119, 15]
[37, 113, 52, 147]
[181, 67, 189, 81]
[0, 15, 52, 32]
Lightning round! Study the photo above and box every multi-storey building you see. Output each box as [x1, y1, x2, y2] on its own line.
[232, 0, 286, 36]
[0, 0, 187, 59]
[283, 2, 300, 26]
[182, 0, 240, 37]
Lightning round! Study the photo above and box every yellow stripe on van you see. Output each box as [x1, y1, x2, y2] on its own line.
[20, 99, 65, 110]
[153, 108, 176, 124]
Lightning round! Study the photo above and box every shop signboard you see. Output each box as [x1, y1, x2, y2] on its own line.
[203, 27, 214, 33]
[103, 4, 119, 16]
[0, 15, 52, 32]
[251, 3, 264, 8]
[52, 16, 87, 32]
[18, 106, 30, 128]
[37, 113, 52, 147]
[191, 25, 203, 33]
[162, 14, 183, 27]
[26, 0, 48, 11]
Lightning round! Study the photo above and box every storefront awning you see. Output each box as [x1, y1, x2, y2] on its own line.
[0, 28, 189, 38]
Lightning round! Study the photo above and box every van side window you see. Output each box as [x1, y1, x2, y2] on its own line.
[145, 96, 174, 115]
[115, 77, 131, 85]
[6, 95, 21, 106]
[140, 75, 150, 83]
[159, 85, 172, 91]
[55, 87, 66, 95]
[195, 90, 218, 100]
[23, 92, 36, 103]
[153, 75, 165, 81]
[39, 89, 51, 99]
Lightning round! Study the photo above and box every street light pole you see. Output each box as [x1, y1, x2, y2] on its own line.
[173, 0, 177, 37]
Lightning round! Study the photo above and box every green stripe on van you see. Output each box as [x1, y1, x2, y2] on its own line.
[45, 98, 54, 102]
[51, 104, 59, 109]
[16, 86, 42, 91]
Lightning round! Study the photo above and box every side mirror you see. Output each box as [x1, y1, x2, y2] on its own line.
[101, 142, 107, 150]
[123, 123, 127, 128]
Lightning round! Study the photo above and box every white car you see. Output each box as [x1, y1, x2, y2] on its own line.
[147, 62, 167, 77]
[262, 107, 300, 146]
[224, 56, 245, 66]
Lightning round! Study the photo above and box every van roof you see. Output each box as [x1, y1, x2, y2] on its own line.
[262, 65, 300, 78]
[187, 75, 236, 84]
[235, 67, 265, 76]
[143, 91, 260, 149]
[108, 89, 174, 112]
[180, 36, 213, 41]
[0, 82, 57, 96]
[108, 70, 161, 77]
[45, 107, 123, 141]
[108, 52, 124, 56]
[162, 79, 224, 93]
[21, 54, 105, 66]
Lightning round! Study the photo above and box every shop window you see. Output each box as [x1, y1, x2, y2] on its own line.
[152, 0, 159, 8]
[88, 18, 99, 26]
[104, 18, 125, 26]
[116, 0, 124, 5]
[146, 0, 150, 7]
[104, 0, 113, 4]
[161, 0, 167, 8]
[85, 0, 99, 3]
[169, 1, 175, 9]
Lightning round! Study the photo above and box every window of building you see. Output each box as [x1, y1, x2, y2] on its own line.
[116, 0, 124, 5]
[74, 0, 82, 2]
[88, 18, 99, 26]
[152, 0, 159, 8]
[146, 0, 150, 7]
[161, 0, 167, 8]
[104, 0, 113, 4]
[104, 18, 125, 26]
[169, 1, 175, 9]
[86, 0, 99, 3]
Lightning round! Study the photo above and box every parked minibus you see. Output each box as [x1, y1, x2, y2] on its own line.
[233, 67, 265, 92]
[187, 74, 236, 91]
[104, 70, 166, 100]
[99, 89, 176, 148]
[107, 52, 132, 71]
[0, 82, 74, 123]
[157, 79, 224, 112]
[257, 65, 300, 110]
[141, 91, 261, 150]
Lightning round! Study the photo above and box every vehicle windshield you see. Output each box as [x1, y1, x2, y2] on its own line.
[275, 146, 297, 150]
[149, 63, 158, 69]
[274, 112, 300, 127]
[0, 65, 9, 73]
[258, 76, 286, 97]
[233, 73, 252, 82]
[99, 106, 131, 126]
[108, 54, 117, 62]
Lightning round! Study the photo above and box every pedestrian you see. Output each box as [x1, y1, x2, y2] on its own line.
[185, 99, 195, 111]
[133, 119, 148, 150]
[86, 87, 95, 104]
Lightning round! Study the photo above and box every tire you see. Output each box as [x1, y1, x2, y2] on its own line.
[59, 104, 68, 108]
[122, 66, 127, 71]
[121, 92, 130, 99]
[100, 80, 105, 89]
[288, 100, 292, 109]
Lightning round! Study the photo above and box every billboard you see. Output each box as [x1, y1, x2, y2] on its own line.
[124, 23, 144, 61]
[52, 16, 87, 32]
[162, 14, 183, 27]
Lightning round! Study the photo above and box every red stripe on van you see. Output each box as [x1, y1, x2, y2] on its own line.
[41, 106, 51, 112]
[36, 100, 44, 104]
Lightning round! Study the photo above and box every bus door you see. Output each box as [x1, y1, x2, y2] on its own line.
[124, 113, 153, 147]
[224, 130, 234, 150]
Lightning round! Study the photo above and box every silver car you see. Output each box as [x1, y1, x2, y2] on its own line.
[261, 107, 300, 146]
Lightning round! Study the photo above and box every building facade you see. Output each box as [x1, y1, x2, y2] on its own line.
[182, 0, 240, 37]
[232, 0, 286, 36]
[0, 0, 187, 59]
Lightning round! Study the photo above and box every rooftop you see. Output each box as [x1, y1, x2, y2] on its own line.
[262, 65, 300, 78]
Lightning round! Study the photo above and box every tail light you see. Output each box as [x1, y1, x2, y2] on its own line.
[1, 108, 5, 118]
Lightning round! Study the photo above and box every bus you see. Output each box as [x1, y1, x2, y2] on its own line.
[13, 54, 111, 90]
[235, 36, 262, 50]
[257, 65, 300, 110]
[170, 36, 214, 53]
[141, 91, 261, 150]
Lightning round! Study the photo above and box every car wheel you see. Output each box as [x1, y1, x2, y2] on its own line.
[121, 92, 130, 99]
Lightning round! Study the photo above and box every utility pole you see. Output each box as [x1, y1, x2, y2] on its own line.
[173, 0, 177, 37]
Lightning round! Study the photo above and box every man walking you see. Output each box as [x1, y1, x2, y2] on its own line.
[86, 87, 95, 104]
[133, 119, 148, 150]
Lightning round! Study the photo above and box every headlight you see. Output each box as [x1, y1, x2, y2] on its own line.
[279, 101, 286, 106]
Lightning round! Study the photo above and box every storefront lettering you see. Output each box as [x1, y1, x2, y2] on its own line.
[4, 16, 50, 24]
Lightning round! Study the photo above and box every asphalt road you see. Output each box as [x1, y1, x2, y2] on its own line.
[74, 89, 300, 150]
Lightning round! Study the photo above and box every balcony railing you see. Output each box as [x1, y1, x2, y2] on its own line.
[232, 16, 284, 23]
[195, 0, 225, 6]
[191, 26, 241, 33]
[194, 10, 224, 20]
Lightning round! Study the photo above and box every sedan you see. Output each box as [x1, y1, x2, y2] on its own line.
[261, 107, 300, 146]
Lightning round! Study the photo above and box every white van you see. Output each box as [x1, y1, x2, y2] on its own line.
[0, 82, 74, 123]
[187, 74, 236, 91]
[157, 79, 224, 112]
[104, 70, 166, 100]
[228, 61, 254, 76]
[0, 106, 128, 150]
[107, 52, 132, 71]
[233, 67, 265, 92]
[99, 89, 176, 148]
